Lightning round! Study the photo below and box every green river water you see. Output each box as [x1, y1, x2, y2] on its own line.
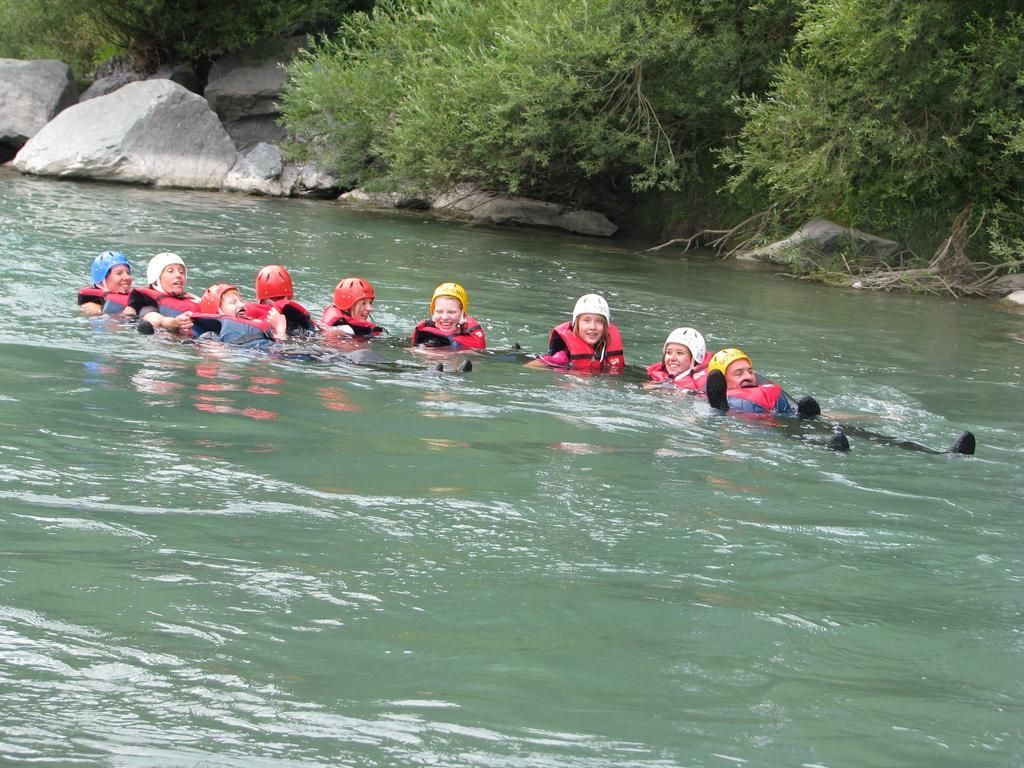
[0, 169, 1021, 767]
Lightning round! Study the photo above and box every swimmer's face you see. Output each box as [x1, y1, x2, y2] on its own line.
[663, 343, 694, 376]
[219, 289, 245, 317]
[102, 264, 132, 294]
[574, 313, 606, 346]
[725, 358, 756, 388]
[431, 296, 463, 333]
[158, 263, 187, 295]
[351, 298, 373, 321]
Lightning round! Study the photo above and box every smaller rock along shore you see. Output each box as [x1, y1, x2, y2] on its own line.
[2, 52, 1021, 301]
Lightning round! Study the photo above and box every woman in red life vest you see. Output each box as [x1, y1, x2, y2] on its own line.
[411, 282, 486, 349]
[190, 283, 287, 346]
[645, 327, 711, 390]
[244, 264, 317, 336]
[78, 250, 136, 317]
[322, 277, 386, 337]
[529, 293, 624, 373]
[128, 252, 200, 334]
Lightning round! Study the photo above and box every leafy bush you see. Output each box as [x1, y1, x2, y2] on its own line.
[0, 0, 104, 80]
[725, 0, 1024, 257]
[83, 0, 371, 69]
[281, 0, 800, 205]
[0, 0, 371, 79]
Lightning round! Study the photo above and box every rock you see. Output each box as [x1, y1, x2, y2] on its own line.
[0, 58, 78, 162]
[147, 64, 200, 94]
[14, 80, 237, 189]
[224, 148, 350, 198]
[1002, 290, 1024, 306]
[993, 272, 1024, 296]
[81, 58, 201, 101]
[92, 55, 135, 80]
[79, 71, 146, 102]
[224, 142, 284, 195]
[289, 161, 348, 198]
[204, 37, 303, 149]
[430, 184, 617, 237]
[339, 188, 430, 209]
[746, 217, 901, 267]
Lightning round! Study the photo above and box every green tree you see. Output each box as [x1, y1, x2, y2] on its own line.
[0, 0, 103, 79]
[0, 0, 372, 79]
[281, 0, 799, 206]
[726, 0, 1024, 261]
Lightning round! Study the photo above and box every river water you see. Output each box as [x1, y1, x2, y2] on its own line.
[1, 169, 1021, 767]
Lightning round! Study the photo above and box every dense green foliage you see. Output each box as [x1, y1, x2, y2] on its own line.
[726, 0, 1024, 259]
[0, 0, 369, 77]
[281, 0, 799, 206]
[0, 0, 103, 79]
[85, 0, 371, 68]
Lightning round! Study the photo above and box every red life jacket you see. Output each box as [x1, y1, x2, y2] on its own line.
[128, 286, 200, 317]
[78, 287, 130, 314]
[190, 313, 275, 345]
[411, 316, 486, 349]
[244, 300, 317, 335]
[722, 381, 798, 416]
[646, 351, 711, 390]
[321, 305, 384, 337]
[547, 321, 624, 373]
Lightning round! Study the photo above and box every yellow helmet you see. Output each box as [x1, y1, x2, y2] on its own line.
[708, 348, 751, 376]
[430, 281, 469, 315]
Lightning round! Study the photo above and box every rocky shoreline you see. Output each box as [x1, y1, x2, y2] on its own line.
[3, 48, 1022, 306]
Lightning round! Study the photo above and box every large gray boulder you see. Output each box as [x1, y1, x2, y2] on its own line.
[14, 80, 237, 189]
[204, 37, 302, 149]
[430, 184, 618, 237]
[0, 58, 78, 161]
[744, 217, 901, 267]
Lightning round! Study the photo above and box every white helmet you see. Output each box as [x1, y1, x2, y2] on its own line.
[147, 252, 186, 289]
[663, 327, 706, 364]
[571, 293, 610, 325]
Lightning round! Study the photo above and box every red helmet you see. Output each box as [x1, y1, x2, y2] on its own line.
[200, 283, 238, 314]
[333, 277, 375, 312]
[255, 264, 293, 301]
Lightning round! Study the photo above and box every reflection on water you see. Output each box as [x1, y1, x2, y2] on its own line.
[1, 171, 1022, 767]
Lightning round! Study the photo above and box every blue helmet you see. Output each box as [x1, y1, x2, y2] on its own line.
[91, 250, 131, 287]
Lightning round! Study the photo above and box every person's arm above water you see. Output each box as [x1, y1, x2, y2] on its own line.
[138, 307, 193, 334]
[525, 350, 571, 369]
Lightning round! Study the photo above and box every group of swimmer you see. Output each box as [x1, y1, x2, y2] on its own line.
[79, 250, 976, 455]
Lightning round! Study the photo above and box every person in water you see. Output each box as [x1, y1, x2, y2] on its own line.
[322, 277, 386, 337]
[704, 347, 820, 417]
[129, 252, 199, 334]
[529, 293, 624, 373]
[704, 348, 977, 454]
[411, 282, 486, 349]
[645, 327, 710, 390]
[191, 283, 287, 345]
[78, 250, 136, 317]
[245, 264, 317, 336]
